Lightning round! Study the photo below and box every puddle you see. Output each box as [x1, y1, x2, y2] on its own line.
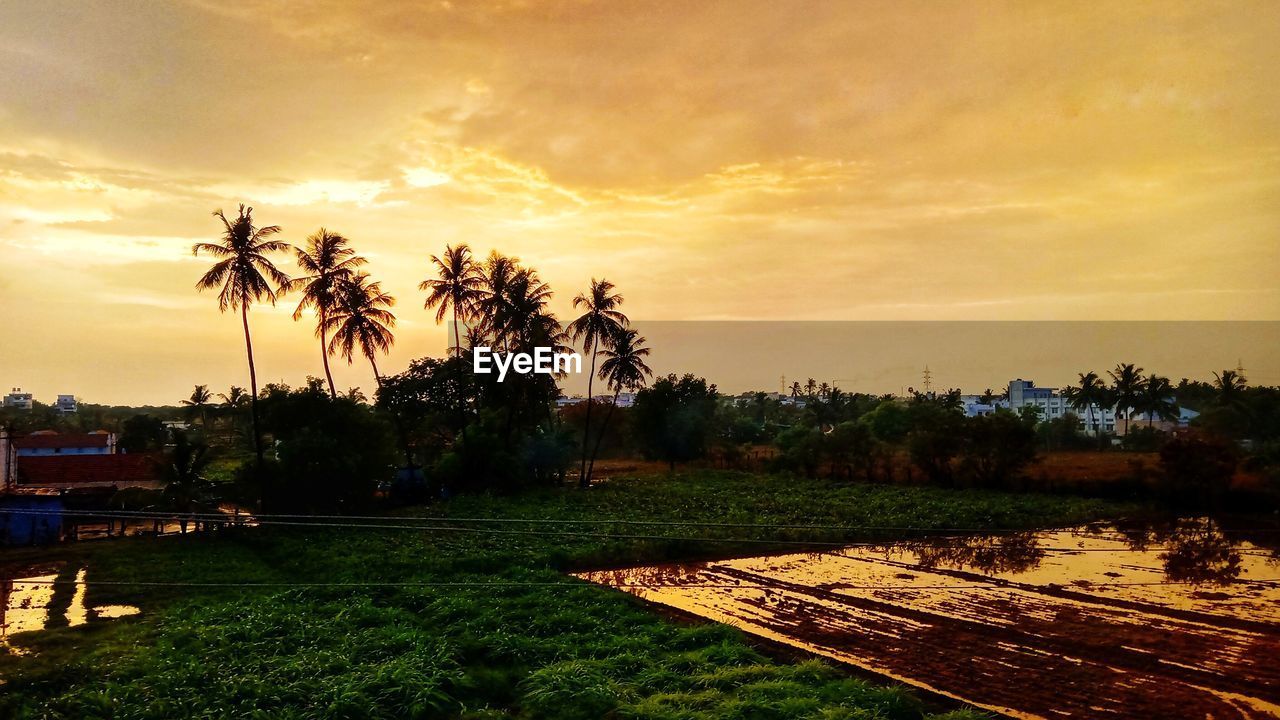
[2, 566, 140, 655]
[577, 519, 1280, 719]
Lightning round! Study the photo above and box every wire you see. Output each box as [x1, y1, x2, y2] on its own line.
[5, 578, 1277, 589]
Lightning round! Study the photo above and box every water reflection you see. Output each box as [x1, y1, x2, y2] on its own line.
[1, 564, 140, 655]
[577, 519, 1280, 719]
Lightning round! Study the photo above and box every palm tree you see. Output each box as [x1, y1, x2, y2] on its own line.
[474, 251, 521, 349]
[1108, 363, 1146, 436]
[193, 204, 291, 465]
[1138, 374, 1179, 428]
[585, 328, 652, 485]
[568, 279, 628, 488]
[324, 273, 397, 384]
[182, 385, 213, 428]
[1212, 369, 1248, 411]
[158, 431, 217, 534]
[421, 244, 483, 358]
[790, 381, 802, 400]
[1064, 371, 1110, 446]
[805, 378, 818, 398]
[288, 229, 366, 397]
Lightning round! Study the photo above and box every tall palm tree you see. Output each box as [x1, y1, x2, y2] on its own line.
[474, 251, 521, 349]
[288, 229, 366, 397]
[568, 279, 628, 488]
[585, 327, 652, 485]
[1108, 363, 1146, 436]
[324, 273, 397, 384]
[421, 244, 483, 358]
[1064, 371, 1110, 446]
[193, 204, 291, 465]
[1138, 374, 1179, 428]
[182, 385, 213, 428]
[790, 381, 802, 400]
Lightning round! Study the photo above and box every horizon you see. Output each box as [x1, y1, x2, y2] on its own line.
[2, 1, 1279, 402]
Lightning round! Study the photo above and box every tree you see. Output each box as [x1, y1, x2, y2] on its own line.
[1064, 371, 1111, 448]
[1108, 363, 1146, 436]
[958, 411, 1039, 489]
[421, 244, 483, 359]
[193, 204, 291, 466]
[1158, 432, 1236, 508]
[585, 327, 652, 484]
[568, 279, 628, 488]
[158, 430, 218, 533]
[324, 273, 397, 384]
[288, 229, 366, 397]
[181, 384, 213, 428]
[1212, 369, 1248, 412]
[118, 414, 168, 454]
[1137, 373, 1179, 427]
[632, 374, 718, 471]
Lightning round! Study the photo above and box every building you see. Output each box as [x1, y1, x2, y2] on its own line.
[14, 431, 117, 457]
[3, 389, 33, 410]
[15, 453, 160, 488]
[0, 429, 13, 491]
[959, 395, 1009, 417]
[1005, 379, 1116, 434]
[55, 395, 77, 414]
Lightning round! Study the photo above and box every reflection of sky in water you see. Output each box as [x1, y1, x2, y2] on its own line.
[2, 566, 140, 656]
[578, 521, 1280, 720]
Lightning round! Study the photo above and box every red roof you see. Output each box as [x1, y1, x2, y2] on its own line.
[14, 432, 112, 450]
[15, 453, 161, 487]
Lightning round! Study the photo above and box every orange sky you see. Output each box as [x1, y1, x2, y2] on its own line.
[1, 1, 1277, 404]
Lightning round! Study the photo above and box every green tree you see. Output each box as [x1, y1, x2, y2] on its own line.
[193, 204, 292, 466]
[1137, 373, 1179, 428]
[181, 384, 213, 428]
[568, 279, 628, 488]
[288, 229, 366, 397]
[632, 374, 718, 471]
[1063, 371, 1112, 448]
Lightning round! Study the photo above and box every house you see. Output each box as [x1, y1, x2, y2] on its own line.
[0, 429, 13, 491]
[14, 431, 116, 457]
[0, 489, 64, 545]
[3, 388, 33, 410]
[55, 395, 77, 414]
[15, 453, 161, 489]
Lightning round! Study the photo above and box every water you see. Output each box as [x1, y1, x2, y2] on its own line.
[577, 519, 1280, 719]
[2, 564, 139, 656]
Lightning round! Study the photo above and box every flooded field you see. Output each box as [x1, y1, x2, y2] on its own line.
[2, 563, 139, 656]
[578, 519, 1280, 719]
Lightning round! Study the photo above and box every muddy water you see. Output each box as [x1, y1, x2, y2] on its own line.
[2, 564, 139, 655]
[577, 520, 1280, 719]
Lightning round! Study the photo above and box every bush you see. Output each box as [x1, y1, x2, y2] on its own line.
[1157, 432, 1236, 508]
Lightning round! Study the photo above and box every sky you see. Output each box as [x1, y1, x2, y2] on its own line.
[0, 0, 1277, 404]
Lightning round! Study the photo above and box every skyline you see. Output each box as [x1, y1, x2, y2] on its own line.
[2, 1, 1279, 403]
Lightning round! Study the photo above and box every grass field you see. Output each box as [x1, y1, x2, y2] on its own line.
[0, 471, 1137, 719]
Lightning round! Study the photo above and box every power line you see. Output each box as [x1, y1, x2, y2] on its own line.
[2, 508, 1275, 553]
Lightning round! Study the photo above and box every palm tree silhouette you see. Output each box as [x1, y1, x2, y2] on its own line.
[568, 278, 628, 488]
[1138, 374, 1179, 428]
[324, 273, 397, 385]
[475, 251, 521, 350]
[182, 385, 213, 428]
[288, 229, 366, 397]
[1108, 363, 1146, 435]
[421, 244, 483, 358]
[585, 327, 652, 485]
[1212, 369, 1248, 412]
[1064, 371, 1110, 447]
[193, 204, 291, 466]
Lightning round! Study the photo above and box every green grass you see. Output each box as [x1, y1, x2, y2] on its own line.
[0, 471, 1136, 719]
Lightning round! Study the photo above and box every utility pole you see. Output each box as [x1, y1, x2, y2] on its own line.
[922, 366, 933, 395]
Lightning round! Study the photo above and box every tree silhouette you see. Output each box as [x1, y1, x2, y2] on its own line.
[1212, 369, 1248, 412]
[193, 204, 291, 466]
[1138, 373, 1179, 427]
[288, 229, 366, 397]
[324, 273, 397, 385]
[568, 278, 628, 488]
[585, 327, 652, 484]
[421, 244, 483, 359]
[1108, 363, 1146, 436]
[182, 384, 213, 428]
[1064, 371, 1111, 448]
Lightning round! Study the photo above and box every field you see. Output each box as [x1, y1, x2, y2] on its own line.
[0, 471, 1136, 719]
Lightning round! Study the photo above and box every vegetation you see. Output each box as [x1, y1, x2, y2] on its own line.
[0, 470, 1133, 719]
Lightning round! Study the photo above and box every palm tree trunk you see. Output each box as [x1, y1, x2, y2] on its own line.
[241, 303, 264, 466]
[453, 306, 462, 358]
[585, 388, 620, 484]
[578, 338, 598, 489]
[319, 310, 337, 398]
[368, 354, 381, 384]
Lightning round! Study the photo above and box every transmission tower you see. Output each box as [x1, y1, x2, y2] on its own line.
[922, 366, 933, 394]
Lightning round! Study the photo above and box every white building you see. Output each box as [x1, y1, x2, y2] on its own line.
[55, 395, 78, 414]
[1006, 378, 1116, 433]
[3, 388, 33, 410]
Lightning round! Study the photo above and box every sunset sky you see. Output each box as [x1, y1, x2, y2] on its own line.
[1, 1, 1278, 405]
